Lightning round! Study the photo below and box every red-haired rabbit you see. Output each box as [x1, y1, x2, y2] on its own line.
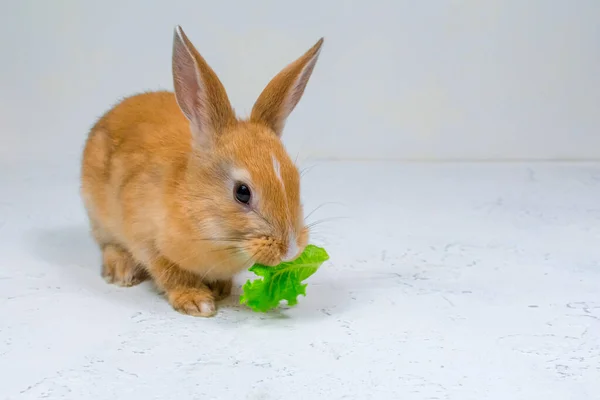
[81, 26, 323, 316]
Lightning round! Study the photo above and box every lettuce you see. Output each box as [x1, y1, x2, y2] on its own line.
[240, 244, 329, 312]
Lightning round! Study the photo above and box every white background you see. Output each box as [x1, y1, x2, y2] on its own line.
[2, 0, 600, 164]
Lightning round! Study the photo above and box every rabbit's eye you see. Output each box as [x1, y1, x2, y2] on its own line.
[234, 183, 251, 204]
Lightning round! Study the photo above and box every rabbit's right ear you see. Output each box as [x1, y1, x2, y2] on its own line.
[172, 26, 235, 148]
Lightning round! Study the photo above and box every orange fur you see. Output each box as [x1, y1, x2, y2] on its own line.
[80, 26, 323, 316]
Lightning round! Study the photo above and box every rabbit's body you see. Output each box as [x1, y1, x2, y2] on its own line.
[83, 91, 238, 281]
[80, 27, 323, 316]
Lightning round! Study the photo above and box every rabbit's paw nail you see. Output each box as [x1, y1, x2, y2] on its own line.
[169, 288, 216, 317]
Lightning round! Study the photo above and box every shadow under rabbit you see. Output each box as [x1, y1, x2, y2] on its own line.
[26, 225, 352, 318]
[28, 224, 100, 274]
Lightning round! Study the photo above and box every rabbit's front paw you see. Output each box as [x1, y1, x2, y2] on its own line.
[168, 287, 216, 317]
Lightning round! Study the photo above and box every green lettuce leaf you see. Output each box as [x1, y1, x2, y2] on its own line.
[239, 244, 329, 312]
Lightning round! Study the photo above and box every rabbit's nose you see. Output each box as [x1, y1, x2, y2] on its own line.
[281, 233, 300, 262]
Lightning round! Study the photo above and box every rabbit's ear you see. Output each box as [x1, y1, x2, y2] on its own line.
[172, 26, 235, 148]
[250, 38, 324, 137]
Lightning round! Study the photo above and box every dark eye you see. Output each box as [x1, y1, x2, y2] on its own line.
[234, 183, 251, 204]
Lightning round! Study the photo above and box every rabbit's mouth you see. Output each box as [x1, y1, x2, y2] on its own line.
[242, 226, 308, 266]
[243, 236, 284, 267]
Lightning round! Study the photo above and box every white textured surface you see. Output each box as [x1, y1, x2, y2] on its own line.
[1, 161, 599, 399]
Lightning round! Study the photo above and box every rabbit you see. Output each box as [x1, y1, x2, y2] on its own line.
[80, 25, 323, 317]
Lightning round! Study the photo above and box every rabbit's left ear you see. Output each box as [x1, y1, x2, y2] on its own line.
[250, 38, 324, 137]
